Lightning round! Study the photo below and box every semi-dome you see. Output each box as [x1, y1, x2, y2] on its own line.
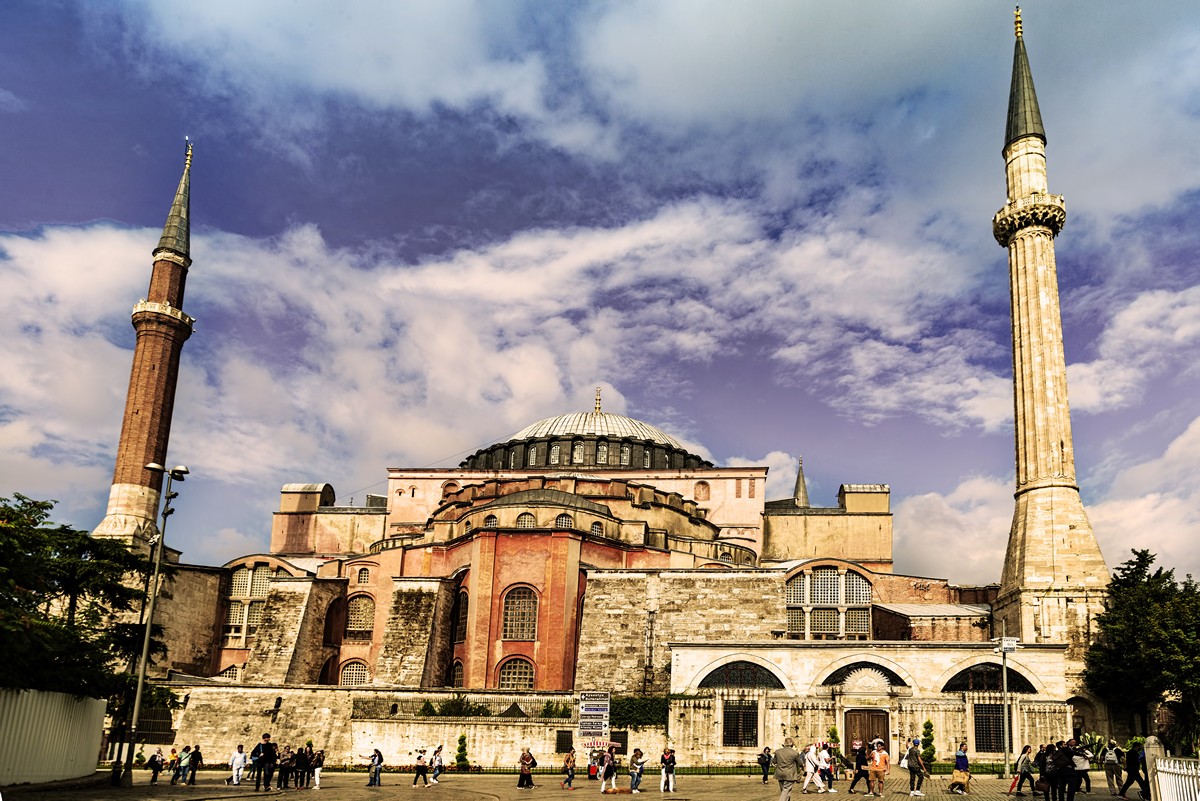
[459, 389, 711, 471]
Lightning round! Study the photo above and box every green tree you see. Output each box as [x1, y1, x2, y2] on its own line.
[0, 494, 152, 698]
[455, 734, 470, 770]
[921, 719, 936, 765]
[1084, 550, 1200, 737]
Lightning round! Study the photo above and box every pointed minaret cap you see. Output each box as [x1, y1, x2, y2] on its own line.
[793, 456, 810, 508]
[1004, 7, 1046, 150]
[155, 138, 192, 265]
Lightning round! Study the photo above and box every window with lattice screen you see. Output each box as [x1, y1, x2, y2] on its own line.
[555, 513, 573, 529]
[590, 522, 602, 535]
[550, 444, 561, 465]
[250, 566, 272, 597]
[341, 662, 369, 686]
[484, 514, 498, 527]
[516, 513, 536, 529]
[498, 658, 535, 690]
[620, 444, 631, 466]
[846, 571, 872, 603]
[451, 661, 464, 688]
[811, 567, 839, 604]
[246, 601, 265, 634]
[846, 608, 870, 635]
[230, 567, 250, 596]
[597, 443, 608, 465]
[217, 664, 240, 681]
[357, 567, 370, 584]
[502, 586, 537, 640]
[787, 608, 805, 633]
[345, 595, 375, 640]
[452, 591, 468, 643]
[811, 608, 838, 634]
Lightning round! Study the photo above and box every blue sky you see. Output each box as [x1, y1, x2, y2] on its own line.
[2, 1, 1199, 584]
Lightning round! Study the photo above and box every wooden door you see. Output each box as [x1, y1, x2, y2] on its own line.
[844, 709, 889, 751]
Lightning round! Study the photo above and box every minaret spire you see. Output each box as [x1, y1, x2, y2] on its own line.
[1005, 7, 1045, 150]
[991, 12, 1108, 674]
[793, 456, 810, 508]
[92, 142, 197, 549]
[594, 386, 603, 413]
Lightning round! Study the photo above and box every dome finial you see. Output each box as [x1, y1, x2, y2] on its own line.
[594, 386, 602, 412]
[1014, 6, 1023, 38]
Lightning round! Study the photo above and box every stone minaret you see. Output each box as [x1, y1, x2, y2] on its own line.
[991, 11, 1108, 666]
[92, 142, 195, 549]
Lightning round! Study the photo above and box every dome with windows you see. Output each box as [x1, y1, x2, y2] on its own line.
[459, 390, 712, 471]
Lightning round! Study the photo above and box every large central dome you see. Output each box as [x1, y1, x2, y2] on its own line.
[508, 411, 682, 449]
[459, 391, 711, 470]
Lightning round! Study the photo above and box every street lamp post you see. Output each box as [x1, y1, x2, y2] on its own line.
[993, 623, 1021, 781]
[120, 462, 188, 788]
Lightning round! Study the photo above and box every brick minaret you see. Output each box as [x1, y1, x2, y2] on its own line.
[991, 10, 1108, 669]
[92, 142, 195, 549]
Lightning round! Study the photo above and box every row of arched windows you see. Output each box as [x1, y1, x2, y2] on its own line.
[475, 513, 604, 535]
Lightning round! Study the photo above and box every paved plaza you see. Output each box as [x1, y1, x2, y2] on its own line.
[3, 770, 1073, 801]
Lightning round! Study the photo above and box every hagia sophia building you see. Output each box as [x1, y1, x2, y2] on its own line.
[90, 12, 1114, 765]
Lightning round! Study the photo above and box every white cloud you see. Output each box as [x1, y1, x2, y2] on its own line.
[0, 88, 27, 113]
[892, 475, 1014, 585]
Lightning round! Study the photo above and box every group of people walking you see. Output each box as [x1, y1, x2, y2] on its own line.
[145, 732, 324, 790]
[539, 745, 675, 792]
[1010, 739, 1150, 801]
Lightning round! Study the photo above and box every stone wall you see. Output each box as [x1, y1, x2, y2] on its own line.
[575, 570, 787, 694]
[157, 565, 224, 675]
[375, 578, 453, 686]
[244, 577, 332, 684]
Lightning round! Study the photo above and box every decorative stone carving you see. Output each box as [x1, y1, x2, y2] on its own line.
[992, 194, 1067, 244]
[843, 667, 890, 693]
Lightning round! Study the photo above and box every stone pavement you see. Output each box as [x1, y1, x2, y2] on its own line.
[2, 770, 1076, 801]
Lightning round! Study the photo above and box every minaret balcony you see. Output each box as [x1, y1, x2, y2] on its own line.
[992, 193, 1066, 245]
[132, 299, 195, 329]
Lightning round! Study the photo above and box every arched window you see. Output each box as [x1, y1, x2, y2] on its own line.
[217, 664, 240, 682]
[698, 660, 785, 689]
[345, 595, 375, 640]
[484, 514, 499, 527]
[451, 660, 465, 688]
[572, 441, 584, 464]
[590, 522, 602, 536]
[942, 664, 1036, 693]
[550, 444, 561, 465]
[441, 481, 460, 497]
[357, 567, 370, 584]
[694, 481, 711, 501]
[597, 442, 609, 465]
[502, 586, 538, 640]
[528, 445, 538, 466]
[498, 657, 535, 690]
[516, 512, 536, 529]
[620, 444, 631, 466]
[555, 513, 573, 529]
[340, 661, 369, 686]
[785, 568, 872, 640]
[642, 450, 651, 468]
[719, 552, 733, 562]
[451, 590, 468, 644]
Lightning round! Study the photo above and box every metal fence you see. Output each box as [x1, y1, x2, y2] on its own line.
[1154, 757, 1200, 801]
[0, 689, 107, 786]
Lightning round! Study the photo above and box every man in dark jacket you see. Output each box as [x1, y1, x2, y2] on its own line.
[251, 733, 279, 792]
[1117, 743, 1149, 801]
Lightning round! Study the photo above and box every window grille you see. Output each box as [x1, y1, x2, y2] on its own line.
[250, 566, 272, 597]
[620, 444, 631, 466]
[217, 664, 240, 681]
[230, 567, 250, 596]
[722, 700, 759, 748]
[498, 658, 535, 690]
[345, 595, 375, 640]
[572, 442, 584, 464]
[555, 513, 573, 529]
[226, 603, 244, 625]
[516, 513, 536, 529]
[502, 586, 538, 640]
[597, 443, 608, 465]
[357, 567, 370, 584]
[846, 608, 870, 634]
[846, 572, 873, 603]
[246, 601, 265, 634]
[484, 514, 498, 527]
[528, 446, 538, 466]
[341, 662, 369, 686]
[811, 608, 838, 634]
[786, 608, 805, 633]
[785, 574, 807, 604]
[811, 567, 839, 604]
[642, 450, 650, 468]
[974, 703, 1004, 752]
[550, 444, 561, 465]
[698, 661, 784, 689]
[451, 661, 464, 688]
[719, 552, 733, 562]
[453, 591, 468, 643]
[556, 730, 574, 753]
[590, 522, 602, 536]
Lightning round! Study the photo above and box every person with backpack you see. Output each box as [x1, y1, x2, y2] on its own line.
[1012, 744, 1036, 795]
[1100, 740, 1124, 795]
[758, 747, 773, 784]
